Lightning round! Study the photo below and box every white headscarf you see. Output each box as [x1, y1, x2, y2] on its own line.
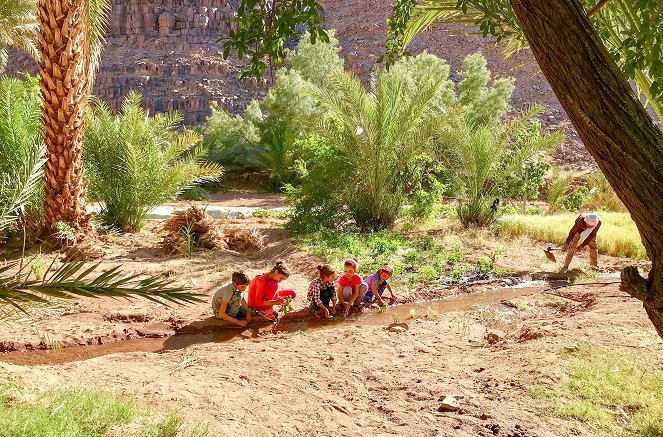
[584, 213, 599, 227]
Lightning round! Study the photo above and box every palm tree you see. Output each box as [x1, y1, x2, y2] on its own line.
[37, 0, 110, 233]
[0, 0, 38, 72]
[303, 61, 450, 230]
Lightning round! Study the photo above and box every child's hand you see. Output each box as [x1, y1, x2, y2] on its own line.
[245, 313, 252, 323]
[323, 308, 330, 318]
[236, 320, 248, 327]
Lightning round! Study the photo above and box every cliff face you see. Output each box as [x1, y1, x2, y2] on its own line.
[8, 0, 268, 125]
[7, 0, 593, 167]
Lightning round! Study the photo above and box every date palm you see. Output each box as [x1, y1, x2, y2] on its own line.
[0, 0, 38, 72]
[37, 0, 110, 233]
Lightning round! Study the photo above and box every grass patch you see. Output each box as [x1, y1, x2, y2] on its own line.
[298, 229, 506, 289]
[530, 345, 663, 436]
[499, 212, 646, 259]
[0, 385, 212, 437]
[252, 209, 292, 218]
[0, 386, 137, 436]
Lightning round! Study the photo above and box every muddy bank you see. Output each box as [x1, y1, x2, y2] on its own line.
[0, 285, 543, 365]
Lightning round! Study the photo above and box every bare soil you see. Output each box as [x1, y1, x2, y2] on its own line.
[1, 194, 661, 436]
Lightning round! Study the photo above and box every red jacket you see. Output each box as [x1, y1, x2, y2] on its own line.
[248, 274, 278, 311]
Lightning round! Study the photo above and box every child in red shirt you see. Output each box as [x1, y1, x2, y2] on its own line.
[248, 261, 297, 321]
[336, 259, 367, 315]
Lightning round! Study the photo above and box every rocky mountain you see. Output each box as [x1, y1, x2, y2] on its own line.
[7, 0, 599, 168]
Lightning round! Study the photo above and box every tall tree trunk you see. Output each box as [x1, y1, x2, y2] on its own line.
[38, 0, 92, 232]
[509, 0, 663, 338]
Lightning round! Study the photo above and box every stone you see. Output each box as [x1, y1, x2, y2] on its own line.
[386, 322, 409, 332]
[437, 396, 459, 412]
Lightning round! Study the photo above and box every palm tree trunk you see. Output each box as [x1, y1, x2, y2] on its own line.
[38, 0, 92, 232]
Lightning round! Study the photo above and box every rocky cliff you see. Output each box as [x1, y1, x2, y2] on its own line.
[7, 0, 595, 167]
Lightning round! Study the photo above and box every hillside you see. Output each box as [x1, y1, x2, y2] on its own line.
[7, 0, 596, 168]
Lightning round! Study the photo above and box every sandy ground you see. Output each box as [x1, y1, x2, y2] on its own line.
[1, 194, 661, 436]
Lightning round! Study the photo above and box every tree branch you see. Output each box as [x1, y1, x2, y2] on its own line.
[619, 266, 653, 303]
[587, 0, 612, 17]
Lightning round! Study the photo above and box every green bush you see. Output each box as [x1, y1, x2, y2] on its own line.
[582, 171, 626, 212]
[204, 31, 344, 190]
[561, 186, 589, 212]
[181, 186, 210, 201]
[84, 93, 222, 232]
[289, 53, 451, 231]
[204, 101, 263, 173]
[547, 167, 573, 212]
[0, 76, 44, 233]
[441, 105, 563, 227]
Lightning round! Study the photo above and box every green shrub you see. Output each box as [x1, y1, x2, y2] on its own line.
[286, 30, 344, 86]
[204, 101, 263, 173]
[582, 171, 626, 212]
[84, 93, 222, 232]
[0, 76, 44, 233]
[441, 105, 563, 227]
[290, 53, 451, 231]
[547, 167, 574, 212]
[561, 186, 589, 212]
[181, 186, 210, 201]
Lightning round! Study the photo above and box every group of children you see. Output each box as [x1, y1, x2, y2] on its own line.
[211, 259, 398, 326]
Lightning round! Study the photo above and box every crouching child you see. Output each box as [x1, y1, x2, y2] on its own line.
[307, 264, 337, 318]
[363, 264, 397, 307]
[211, 271, 252, 327]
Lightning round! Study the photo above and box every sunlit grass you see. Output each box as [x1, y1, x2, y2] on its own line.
[0, 385, 212, 437]
[499, 212, 647, 260]
[529, 346, 663, 436]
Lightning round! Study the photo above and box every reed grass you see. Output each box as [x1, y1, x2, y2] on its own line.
[499, 212, 647, 260]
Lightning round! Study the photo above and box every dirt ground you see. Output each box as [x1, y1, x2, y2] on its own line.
[1, 194, 661, 436]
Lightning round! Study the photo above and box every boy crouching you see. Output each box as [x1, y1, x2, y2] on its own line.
[211, 271, 253, 327]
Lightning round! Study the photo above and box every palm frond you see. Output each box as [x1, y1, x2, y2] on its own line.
[0, 259, 204, 312]
[84, 93, 221, 231]
[83, 0, 111, 81]
[0, 0, 39, 65]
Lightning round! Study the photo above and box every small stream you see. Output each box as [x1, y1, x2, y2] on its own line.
[0, 283, 544, 366]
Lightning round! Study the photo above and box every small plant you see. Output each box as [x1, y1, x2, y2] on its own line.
[180, 222, 197, 256]
[53, 221, 77, 246]
[28, 253, 46, 281]
[379, 304, 388, 313]
[392, 313, 401, 324]
[279, 296, 294, 317]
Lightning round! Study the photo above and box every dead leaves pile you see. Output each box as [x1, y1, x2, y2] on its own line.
[161, 205, 265, 255]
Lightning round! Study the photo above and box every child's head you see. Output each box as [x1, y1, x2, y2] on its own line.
[343, 259, 358, 278]
[268, 261, 290, 282]
[231, 271, 250, 291]
[378, 264, 393, 281]
[317, 264, 336, 283]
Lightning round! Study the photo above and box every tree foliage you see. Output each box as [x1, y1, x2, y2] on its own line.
[288, 56, 452, 231]
[394, 0, 663, 119]
[441, 105, 563, 227]
[221, 0, 329, 80]
[0, 0, 38, 72]
[0, 76, 43, 234]
[0, 259, 202, 316]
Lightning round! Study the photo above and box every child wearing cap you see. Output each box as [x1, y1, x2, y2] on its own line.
[561, 212, 601, 272]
